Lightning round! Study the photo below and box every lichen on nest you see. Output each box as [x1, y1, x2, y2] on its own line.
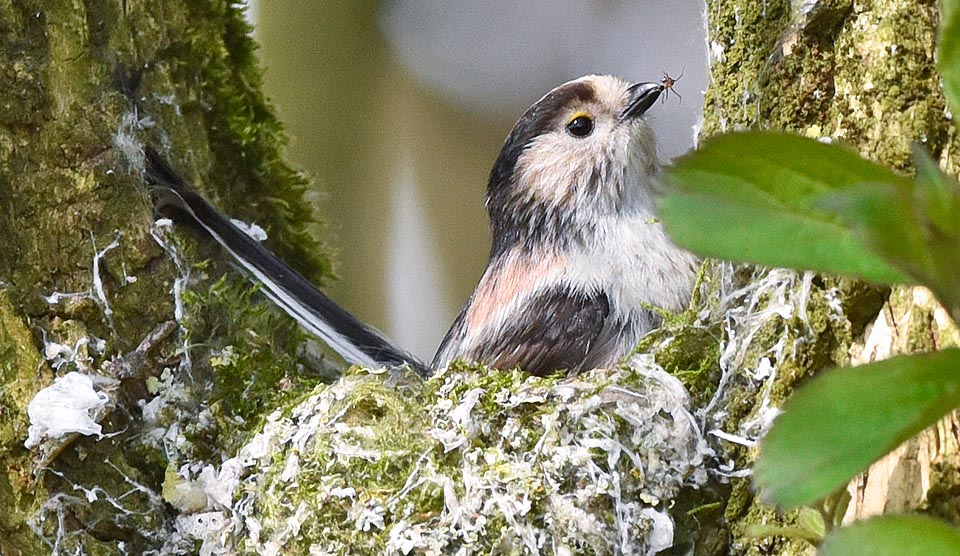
[156, 260, 862, 556]
[168, 356, 711, 556]
[22, 221, 871, 556]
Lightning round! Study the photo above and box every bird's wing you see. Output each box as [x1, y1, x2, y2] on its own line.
[436, 287, 625, 376]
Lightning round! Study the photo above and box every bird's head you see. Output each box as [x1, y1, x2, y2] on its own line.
[486, 75, 663, 255]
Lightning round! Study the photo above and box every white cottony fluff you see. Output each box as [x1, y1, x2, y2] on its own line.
[24, 372, 110, 449]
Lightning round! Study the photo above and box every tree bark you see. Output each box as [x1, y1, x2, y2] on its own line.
[0, 2, 328, 553]
[693, 0, 960, 554]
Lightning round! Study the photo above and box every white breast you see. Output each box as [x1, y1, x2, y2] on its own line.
[564, 212, 698, 321]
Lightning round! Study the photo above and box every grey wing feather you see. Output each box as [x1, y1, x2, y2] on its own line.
[436, 288, 619, 376]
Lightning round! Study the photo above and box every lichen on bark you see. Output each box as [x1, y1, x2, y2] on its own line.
[0, 291, 51, 555]
[0, 1, 333, 553]
[697, 1, 960, 554]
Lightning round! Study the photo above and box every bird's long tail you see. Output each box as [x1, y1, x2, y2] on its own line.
[143, 146, 430, 377]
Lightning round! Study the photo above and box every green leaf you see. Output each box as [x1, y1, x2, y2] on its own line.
[940, 0, 960, 117]
[912, 146, 960, 234]
[661, 132, 911, 284]
[821, 515, 960, 556]
[823, 148, 960, 317]
[754, 349, 960, 508]
[945, 0, 959, 27]
[820, 183, 937, 286]
[797, 507, 827, 540]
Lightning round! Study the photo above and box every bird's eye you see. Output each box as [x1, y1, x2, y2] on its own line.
[565, 114, 594, 137]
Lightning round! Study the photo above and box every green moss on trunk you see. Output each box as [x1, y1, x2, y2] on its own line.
[0, 1, 333, 551]
[0, 291, 49, 555]
[699, 1, 953, 554]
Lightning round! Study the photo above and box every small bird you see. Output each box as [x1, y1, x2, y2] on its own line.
[432, 75, 698, 375]
[146, 75, 697, 378]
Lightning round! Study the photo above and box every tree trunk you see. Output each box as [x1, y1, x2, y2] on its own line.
[0, 2, 329, 553]
[693, 0, 960, 554]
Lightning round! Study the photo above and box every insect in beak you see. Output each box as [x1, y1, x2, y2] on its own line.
[660, 67, 685, 104]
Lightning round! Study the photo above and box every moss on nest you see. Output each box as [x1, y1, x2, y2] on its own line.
[167, 358, 710, 555]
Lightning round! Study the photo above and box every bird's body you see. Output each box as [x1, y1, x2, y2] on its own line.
[146, 75, 697, 378]
[433, 75, 698, 375]
[433, 210, 698, 374]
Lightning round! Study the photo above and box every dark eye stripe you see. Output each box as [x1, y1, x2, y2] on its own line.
[486, 80, 598, 255]
[489, 80, 596, 193]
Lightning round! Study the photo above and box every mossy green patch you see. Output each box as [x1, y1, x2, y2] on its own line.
[926, 456, 960, 524]
[149, 1, 332, 284]
[0, 290, 49, 555]
[0, 1, 337, 552]
[175, 270, 327, 456]
[186, 359, 709, 555]
[636, 262, 723, 408]
[640, 320, 722, 409]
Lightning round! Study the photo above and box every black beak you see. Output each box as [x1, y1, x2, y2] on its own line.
[620, 82, 662, 121]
